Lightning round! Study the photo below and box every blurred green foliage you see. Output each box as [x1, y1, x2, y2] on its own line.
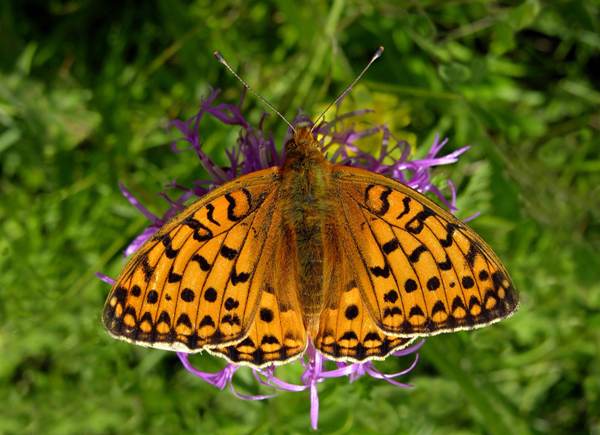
[1, 0, 599, 434]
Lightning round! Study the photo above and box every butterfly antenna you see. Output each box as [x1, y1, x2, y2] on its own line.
[310, 46, 384, 134]
[213, 51, 296, 134]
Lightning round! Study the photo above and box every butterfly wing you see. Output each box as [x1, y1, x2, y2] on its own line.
[210, 206, 307, 367]
[103, 167, 286, 352]
[331, 165, 518, 337]
[314, 220, 415, 361]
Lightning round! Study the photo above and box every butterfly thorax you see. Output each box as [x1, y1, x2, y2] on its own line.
[280, 128, 333, 332]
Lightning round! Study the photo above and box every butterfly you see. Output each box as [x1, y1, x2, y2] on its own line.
[103, 123, 519, 368]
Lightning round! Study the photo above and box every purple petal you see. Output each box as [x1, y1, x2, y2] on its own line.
[177, 353, 239, 390]
[463, 211, 482, 223]
[95, 272, 115, 285]
[254, 368, 307, 393]
[229, 383, 276, 401]
[310, 381, 319, 430]
[119, 183, 161, 223]
[124, 225, 160, 257]
[392, 339, 426, 356]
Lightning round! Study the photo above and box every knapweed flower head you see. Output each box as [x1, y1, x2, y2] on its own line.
[99, 89, 471, 430]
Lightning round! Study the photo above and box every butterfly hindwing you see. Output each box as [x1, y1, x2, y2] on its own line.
[315, 223, 415, 361]
[211, 208, 308, 366]
[103, 168, 283, 352]
[332, 165, 518, 337]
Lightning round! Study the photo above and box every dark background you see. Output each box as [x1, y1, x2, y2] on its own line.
[1, 1, 599, 434]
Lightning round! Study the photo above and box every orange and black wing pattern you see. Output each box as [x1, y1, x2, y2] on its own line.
[103, 168, 285, 353]
[210, 204, 307, 367]
[315, 219, 414, 361]
[332, 165, 518, 337]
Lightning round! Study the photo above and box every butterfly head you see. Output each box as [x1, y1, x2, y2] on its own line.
[284, 127, 324, 162]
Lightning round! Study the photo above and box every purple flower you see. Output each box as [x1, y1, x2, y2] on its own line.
[103, 89, 473, 429]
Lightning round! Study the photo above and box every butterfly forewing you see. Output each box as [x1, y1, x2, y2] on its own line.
[103, 168, 285, 352]
[332, 165, 518, 337]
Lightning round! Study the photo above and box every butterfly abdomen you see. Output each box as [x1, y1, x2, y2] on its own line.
[281, 131, 334, 329]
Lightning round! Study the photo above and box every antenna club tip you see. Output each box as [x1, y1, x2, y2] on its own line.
[213, 51, 224, 62]
[374, 46, 384, 59]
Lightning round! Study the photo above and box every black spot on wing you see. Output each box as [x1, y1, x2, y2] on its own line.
[465, 242, 481, 267]
[204, 287, 217, 302]
[261, 335, 280, 345]
[440, 223, 457, 247]
[468, 296, 481, 312]
[438, 255, 452, 271]
[157, 311, 171, 326]
[205, 203, 220, 226]
[431, 300, 446, 316]
[140, 311, 153, 326]
[260, 308, 274, 323]
[130, 285, 141, 297]
[231, 267, 250, 285]
[405, 207, 434, 234]
[141, 258, 154, 281]
[383, 306, 402, 317]
[340, 331, 358, 341]
[225, 189, 252, 222]
[123, 305, 137, 322]
[404, 278, 418, 293]
[345, 305, 359, 320]
[176, 313, 192, 328]
[191, 254, 211, 271]
[370, 263, 390, 278]
[199, 315, 215, 328]
[492, 271, 507, 291]
[382, 238, 399, 254]
[181, 288, 195, 302]
[426, 276, 440, 291]
[222, 314, 241, 325]
[220, 245, 238, 260]
[383, 290, 399, 303]
[160, 234, 179, 259]
[396, 196, 411, 219]
[238, 336, 256, 348]
[185, 217, 213, 241]
[365, 184, 392, 215]
[146, 290, 159, 304]
[409, 305, 425, 317]
[168, 270, 182, 283]
[364, 332, 381, 341]
[451, 296, 466, 312]
[462, 276, 475, 289]
[483, 289, 498, 308]
[224, 297, 239, 311]
[408, 245, 427, 263]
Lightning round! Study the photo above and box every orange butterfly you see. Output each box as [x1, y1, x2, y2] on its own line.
[103, 50, 518, 368]
[103, 124, 518, 367]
